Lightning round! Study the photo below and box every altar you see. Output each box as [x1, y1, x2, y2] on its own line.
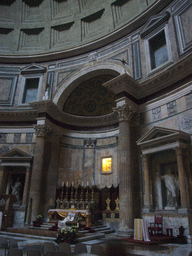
[48, 209, 91, 227]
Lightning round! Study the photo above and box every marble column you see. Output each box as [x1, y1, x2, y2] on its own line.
[0, 166, 6, 194]
[22, 167, 31, 207]
[175, 147, 188, 210]
[28, 124, 50, 222]
[113, 103, 134, 236]
[83, 138, 96, 185]
[142, 154, 151, 210]
[44, 132, 61, 219]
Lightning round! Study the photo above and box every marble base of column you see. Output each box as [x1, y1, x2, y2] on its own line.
[142, 207, 155, 213]
[178, 208, 191, 214]
[117, 220, 134, 237]
[164, 206, 178, 211]
[117, 229, 134, 237]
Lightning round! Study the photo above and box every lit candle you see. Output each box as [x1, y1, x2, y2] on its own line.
[82, 181, 84, 186]
[87, 181, 89, 186]
[62, 182, 64, 186]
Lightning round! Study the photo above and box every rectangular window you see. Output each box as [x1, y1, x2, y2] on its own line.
[22, 78, 39, 104]
[149, 30, 168, 70]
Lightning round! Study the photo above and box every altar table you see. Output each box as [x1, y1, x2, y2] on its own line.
[48, 209, 91, 227]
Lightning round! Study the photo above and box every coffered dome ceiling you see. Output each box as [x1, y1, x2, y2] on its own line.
[0, 0, 169, 61]
[63, 74, 116, 116]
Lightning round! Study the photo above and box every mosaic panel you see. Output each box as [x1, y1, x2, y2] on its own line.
[26, 133, 33, 143]
[63, 74, 116, 116]
[14, 134, 21, 143]
[167, 100, 177, 116]
[152, 106, 161, 121]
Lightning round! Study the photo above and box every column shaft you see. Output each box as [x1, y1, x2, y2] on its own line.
[175, 147, 188, 209]
[29, 135, 45, 222]
[142, 155, 150, 209]
[22, 167, 30, 206]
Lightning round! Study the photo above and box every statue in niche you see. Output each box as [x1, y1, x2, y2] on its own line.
[158, 167, 180, 207]
[11, 176, 22, 205]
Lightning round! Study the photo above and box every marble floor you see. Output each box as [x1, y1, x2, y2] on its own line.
[1, 232, 192, 256]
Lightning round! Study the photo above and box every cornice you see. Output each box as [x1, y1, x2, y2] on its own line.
[139, 52, 192, 102]
[29, 100, 118, 128]
[0, 109, 37, 122]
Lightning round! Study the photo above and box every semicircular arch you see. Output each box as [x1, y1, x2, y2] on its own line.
[53, 61, 128, 110]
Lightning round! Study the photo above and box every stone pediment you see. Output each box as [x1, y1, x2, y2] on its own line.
[137, 126, 190, 154]
[0, 148, 33, 162]
[140, 11, 170, 38]
[20, 63, 46, 74]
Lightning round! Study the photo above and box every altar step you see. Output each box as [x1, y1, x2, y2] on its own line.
[0, 223, 115, 243]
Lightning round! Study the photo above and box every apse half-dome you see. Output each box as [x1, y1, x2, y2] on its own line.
[63, 74, 116, 116]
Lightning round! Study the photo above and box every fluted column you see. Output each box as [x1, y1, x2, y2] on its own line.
[113, 103, 134, 236]
[175, 147, 188, 210]
[28, 124, 51, 222]
[22, 166, 31, 207]
[142, 154, 151, 210]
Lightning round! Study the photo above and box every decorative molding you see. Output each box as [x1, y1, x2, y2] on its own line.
[50, 22, 74, 48]
[26, 133, 33, 143]
[23, 0, 43, 7]
[152, 106, 161, 121]
[0, 76, 18, 106]
[113, 104, 135, 123]
[167, 100, 177, 116]
[22, 0, 44, 22]
[51, 0, 71, 19]
[0, 0, 15, 6]
[132, 40, 142, 80]
[29, 100, 118, 127]
[181, 114, 192, 131]
[84, 138, 97, 148]
[0, 146, 9, 155]
[81, 9, 105, 40]
[20, 63, 46, 74]
[0, 28, 14, 50]
[173, 1, 192, 55]
[111, 0, 130, 27]
[140, 11, 170, 38]
[14, 133, 21, 143]
[0, 110, 37, 122]
[0, 0, 15, 5]
[34, 124, 53, 137]
[0, 134, 7, 144]
[78, 0, 88, 12]
[19, 28, 44, 51]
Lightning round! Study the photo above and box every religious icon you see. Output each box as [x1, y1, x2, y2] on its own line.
[102, 157, 112, 173]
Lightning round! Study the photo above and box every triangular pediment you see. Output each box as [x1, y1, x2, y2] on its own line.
[140, 11, 170, 38]
[137, 126, 190, 146]
[20, 63, 46, 74]
[0, 148, 32, 159]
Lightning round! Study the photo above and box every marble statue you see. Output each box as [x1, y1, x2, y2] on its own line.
[11, 176, 22, 205]
[159, 167, 179, 206]
[58, 212, 76, 229]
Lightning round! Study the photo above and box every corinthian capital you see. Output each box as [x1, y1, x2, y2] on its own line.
[34, 124, 53, 137]
[113, 104, 134, 122]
